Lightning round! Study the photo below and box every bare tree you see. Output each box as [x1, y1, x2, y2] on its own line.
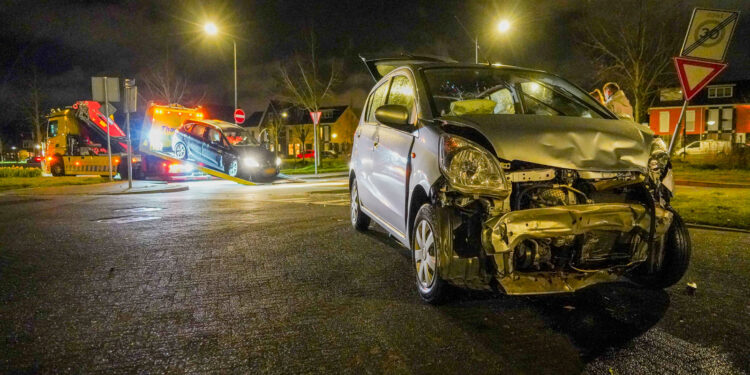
[138, 60, 204, 105]
[278, 31, 339, 166]
[18, 70, 45, 146]
[579, 0, 682, 122]
[290, 124, 313, 162]
[262, 101, 289, 158]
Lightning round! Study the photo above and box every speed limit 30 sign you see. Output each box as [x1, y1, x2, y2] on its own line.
[681, 8, 740, 62]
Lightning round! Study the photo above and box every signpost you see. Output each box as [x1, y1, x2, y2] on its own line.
[668, 8, 739, 155]
[234, 108, 246, 125]
[124, 79, 137, 189]
[310, 111, 322, 175]
[92, 77, 120, 181]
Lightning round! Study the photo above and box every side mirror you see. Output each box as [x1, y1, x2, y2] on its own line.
[375, 105, 410, 128]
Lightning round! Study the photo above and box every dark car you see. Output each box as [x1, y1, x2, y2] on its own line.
[171, 119, 280, 180]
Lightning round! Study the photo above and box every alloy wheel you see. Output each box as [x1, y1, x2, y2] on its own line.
[228, 160, 238, 177]
[350, 183, 359, 226]
[414, 219, 437, 292]
[174, 143, 186, 159]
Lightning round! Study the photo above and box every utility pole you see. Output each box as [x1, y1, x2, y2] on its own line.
[103, 78, 113, 182]
[124, 79, 137, 188]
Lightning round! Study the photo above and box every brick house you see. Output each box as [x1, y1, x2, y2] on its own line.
[246, 101, 360, 157]
[647, 80, 750, 146]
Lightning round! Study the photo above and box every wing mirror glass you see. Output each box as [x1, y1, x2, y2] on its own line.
[375, 105, 410, 129]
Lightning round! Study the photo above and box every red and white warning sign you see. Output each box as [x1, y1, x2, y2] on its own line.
[674, 57, 727, 101]
[234, 108, 246, 124]
[309, 111, 322, 125]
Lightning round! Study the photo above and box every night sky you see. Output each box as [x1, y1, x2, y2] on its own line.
[1, 0, 749, 141]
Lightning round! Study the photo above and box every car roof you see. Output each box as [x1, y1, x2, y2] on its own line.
[187, 119, 246, 132]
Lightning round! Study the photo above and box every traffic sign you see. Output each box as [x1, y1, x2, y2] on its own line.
[674, 57, 727, 101]
[680, 8, 740, 62]
[309, 111, 322, 125]
[234, 109, 245, 124]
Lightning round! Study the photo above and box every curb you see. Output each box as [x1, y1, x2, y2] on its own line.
[101, 184, 189, 195]
[686, 223, 750, 234]
[676, 180, 749, 189]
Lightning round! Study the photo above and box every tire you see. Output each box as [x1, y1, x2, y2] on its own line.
[50, 160, 65, 176]
[412, 204, 449, 304]
[629, 209, 691, 289]
[174, 142, 188, 160]
[350, 179, 371, 231]
[225, 159, 239, 177]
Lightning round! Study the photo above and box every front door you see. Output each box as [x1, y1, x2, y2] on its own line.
[187, 124, 206, 161]
[202, 128, 227, 169]
[355, 78, 390, 211]
[369, 74, 417, 239]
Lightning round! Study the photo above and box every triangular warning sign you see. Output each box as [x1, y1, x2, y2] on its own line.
[309, 111, 322, 125]
[674, 57, 727, 101]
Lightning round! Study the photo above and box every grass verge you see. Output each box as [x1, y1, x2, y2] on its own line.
[0, 176, 107, 192]
[281, 159, 348, 175]
[671, 186, 750, 229]
[672, 162, 750, 185]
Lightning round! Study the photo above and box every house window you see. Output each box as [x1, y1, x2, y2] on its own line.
[288, 144, 294, 155]
[686, 110, 695, 132]
[707, 109, 719, 131]
[322, 110, 334, 120]
[707, 86, 733, 98]
[659, 111, 670, 133]
[721, 108, 734, 131]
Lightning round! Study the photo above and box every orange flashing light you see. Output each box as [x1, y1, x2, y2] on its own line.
[46, 156, 53, 161]
[114, 159, 120, 164]
[74, 161, 81, 166]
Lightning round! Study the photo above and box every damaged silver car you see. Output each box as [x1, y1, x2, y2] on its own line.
[350, 56, 690, 303]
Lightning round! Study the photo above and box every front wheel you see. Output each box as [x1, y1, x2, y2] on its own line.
[225, 159, 239, 177]
[629, 209, 691, 289]
[50, 161, 65, 176]
[412, 204, 449, 304]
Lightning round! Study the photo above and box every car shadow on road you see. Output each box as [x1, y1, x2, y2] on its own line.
[443, 283, 670, 365]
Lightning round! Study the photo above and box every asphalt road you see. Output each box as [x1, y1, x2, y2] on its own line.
[1, 179, 748, 374]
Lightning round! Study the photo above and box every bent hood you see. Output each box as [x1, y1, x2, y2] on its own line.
[442, 114, 654, 173]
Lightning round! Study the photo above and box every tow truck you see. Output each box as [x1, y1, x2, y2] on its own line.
[44, 101, 255, 184]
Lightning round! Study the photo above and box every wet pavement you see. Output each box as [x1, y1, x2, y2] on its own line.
[1, 179, 748, 374]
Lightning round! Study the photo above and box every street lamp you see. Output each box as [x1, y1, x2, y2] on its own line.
[497, 19, 511, 33]
[204, 22, 238, 122]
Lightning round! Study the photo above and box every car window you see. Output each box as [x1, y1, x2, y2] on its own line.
[519, 81, 599, 118]
[423, 68, 610, 119]
[366, 81, 389, 122]
[207, 128, 222, 143]
[48, 120, 58, 137]
[190, 124, 206, 138]
[386, 75, 416, 118]
[183, 123, 194, 132]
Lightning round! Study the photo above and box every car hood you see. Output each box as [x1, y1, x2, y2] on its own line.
[441, 114, 654, 173]
[232, 145, 274, 159]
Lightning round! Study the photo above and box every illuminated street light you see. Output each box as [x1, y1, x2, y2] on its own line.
[204, 22, 218, 36]
[281, 112, 288, 118]
[204, 22, 238, 123]
[497, 19, 511, 33]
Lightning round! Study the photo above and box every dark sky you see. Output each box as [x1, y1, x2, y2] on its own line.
[1, 0, 749, 140]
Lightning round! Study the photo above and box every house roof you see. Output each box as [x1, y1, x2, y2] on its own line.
[254, 100, 355, 127]
[654, 79, 750, 107]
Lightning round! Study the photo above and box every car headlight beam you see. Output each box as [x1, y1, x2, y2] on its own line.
[439, 134, 510, 197]
[275, 157, 282, 166]
[243, 157, 260, 168]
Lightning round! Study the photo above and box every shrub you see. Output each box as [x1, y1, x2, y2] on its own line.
[0, 167, 42, 178]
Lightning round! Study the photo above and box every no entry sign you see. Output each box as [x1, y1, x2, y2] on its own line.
[234, 109, 245, 124]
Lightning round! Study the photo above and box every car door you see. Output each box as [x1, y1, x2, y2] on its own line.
[202, 127, 227, 169]
[187, 124, 207, 161]
[369, 73, 417, 240]
[354, 78, 390, 211]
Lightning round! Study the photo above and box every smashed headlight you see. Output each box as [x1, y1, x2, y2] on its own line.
[439, 134, 510, 196]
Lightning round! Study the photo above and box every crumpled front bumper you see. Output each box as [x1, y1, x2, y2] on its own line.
[484, 203, 673, 294]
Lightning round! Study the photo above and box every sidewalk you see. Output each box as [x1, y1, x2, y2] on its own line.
[2, 180, 188, 196]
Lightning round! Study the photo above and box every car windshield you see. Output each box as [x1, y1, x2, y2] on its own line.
[222, 127, 257, 146]
[423, 67, 611, 119]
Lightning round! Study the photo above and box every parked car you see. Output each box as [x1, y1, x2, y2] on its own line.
[676, 139, 731, 156]
[26, 156, 42, 168]
[349, 56, 690, 303]
[296, 150, 338, 159]
[171, 119, 281, 180]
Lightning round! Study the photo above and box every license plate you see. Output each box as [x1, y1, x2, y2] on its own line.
[264, 168, 276, 174]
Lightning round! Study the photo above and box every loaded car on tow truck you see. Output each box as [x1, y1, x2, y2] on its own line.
[349, 56, 690, 303]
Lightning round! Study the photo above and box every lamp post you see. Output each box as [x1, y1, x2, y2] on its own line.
[204, 22, 238, 122]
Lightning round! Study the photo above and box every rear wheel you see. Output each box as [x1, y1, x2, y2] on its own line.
[350, 179, 371, 231]
[412, 204, 448, 304]
[174, 142, 187, 160]
[50, 160, 65, 176]
[629, 209, 691, 289]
